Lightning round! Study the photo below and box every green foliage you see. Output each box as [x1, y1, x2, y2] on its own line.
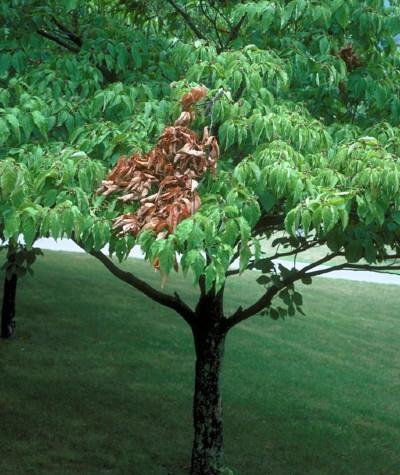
[1, 242, 43, 279]
[2, 0, 400, 315]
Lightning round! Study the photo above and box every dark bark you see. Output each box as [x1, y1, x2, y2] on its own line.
[190, 294, 227, 475]
[1, 272, 17, 339]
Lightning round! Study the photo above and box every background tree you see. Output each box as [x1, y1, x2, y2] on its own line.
[2, 0, 400, 473]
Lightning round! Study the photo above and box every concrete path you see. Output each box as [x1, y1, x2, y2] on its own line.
[33, 238, 400, 286]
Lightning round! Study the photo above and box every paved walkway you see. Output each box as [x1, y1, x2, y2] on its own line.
[33, 238, 400, 286]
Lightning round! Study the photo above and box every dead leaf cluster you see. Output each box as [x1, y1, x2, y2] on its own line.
[339, 44, 362, 71]
[98, 87, 219, 238]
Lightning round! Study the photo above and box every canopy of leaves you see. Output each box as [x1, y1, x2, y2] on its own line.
[2, 0, 400, 300]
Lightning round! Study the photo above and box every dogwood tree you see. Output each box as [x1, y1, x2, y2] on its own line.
[2, 1, 400, 473]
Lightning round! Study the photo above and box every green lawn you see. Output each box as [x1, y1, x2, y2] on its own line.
[1, 251, 400, 475]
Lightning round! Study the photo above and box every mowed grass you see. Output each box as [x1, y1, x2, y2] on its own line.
[1, 251, 400, 475]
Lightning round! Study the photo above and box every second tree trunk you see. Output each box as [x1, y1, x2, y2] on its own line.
[1, 272, 17, 338]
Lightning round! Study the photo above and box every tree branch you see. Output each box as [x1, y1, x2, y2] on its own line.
[86, 248, 196, 326]
[51, 16, 82, 47]
[199, 0, 224, 51]
[209, 3, 232, 29]
[226, 253, 338, 328]
[224, 13, 247, 49]
[226, 238, 319, 278]
[253, 214, 285, 235]
[270, 240, 319, 259]
[344, 263, 400, 272]
[37, 27, 118, 83]
[37, 29, 80, 53]
[165, 0, 207, 41]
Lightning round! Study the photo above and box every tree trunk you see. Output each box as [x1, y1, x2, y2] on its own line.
[1, 272, 17, 339]
[191, 315, 226, 475]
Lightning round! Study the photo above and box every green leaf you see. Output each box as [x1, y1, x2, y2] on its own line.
[43, 189, 58, 207]
[335, 3, 350, 29]
[1, 167, 18, 198]
[63, 208, 75, 237]
[159, 239, 175, 274]
[301, 275, 312, 285]
[225, 123, 235, 150]
[301, 209, 311, 236]
[285, 208, 298, 235]
[239, 243, 252, 273]
[4, 211, 20, 239]
[281, 1, 296, 28]
[238, 217, 251, 242]
[233, 70, 242, 92]
[205, 265, 217, 293]
[293, 291, 303, 306]
[0, 118, 10, 145]
[138, 230, 155, 256]
[181, 249, 205, 282]
[269, 308, 279, 320]
[49, 211, 61, 240]
[338, 209, 349, 230]
[242, 200, 261, 227]
[221, 219, 239, 246]
[174, 219, 194, 245]
[258, 190, 276, 212]
[345, 241, 363, 263]
[257, 275, 270, 285]
[22, 215, 36, 248]
[6, 114, 21, 142]
[65, 0, 79, 12]
[322, 206, 337, 232]
[31, 110, 48, 138]
[93, 222, 106, 251]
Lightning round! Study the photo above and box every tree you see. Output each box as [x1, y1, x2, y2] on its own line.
[0, 241, 42, 338]
[2, 0, 400, 473]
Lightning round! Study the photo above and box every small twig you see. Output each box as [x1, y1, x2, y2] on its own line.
[200, 0, 224, 51]
[165, 0, 207, 41]
[209, 3, 232, 29]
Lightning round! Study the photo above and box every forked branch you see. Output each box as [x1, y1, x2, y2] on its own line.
[226, 253, 339, 328]
[165, 0, 207, 41]
[226, 253, 400, 329]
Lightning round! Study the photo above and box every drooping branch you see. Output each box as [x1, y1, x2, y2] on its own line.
[86, 248, 196, 326]
[226, 253, 339, 328]
[165, 0, 207, 41]
[226, 250, 400, 329]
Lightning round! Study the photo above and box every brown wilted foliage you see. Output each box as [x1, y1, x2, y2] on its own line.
[98, 87, 219, 238]
[339, 44, 362, 71]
